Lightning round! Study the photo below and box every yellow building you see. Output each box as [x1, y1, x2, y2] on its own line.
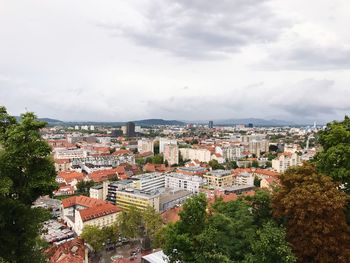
[116, 189, 160, 212]
[204, 170, 234, 188]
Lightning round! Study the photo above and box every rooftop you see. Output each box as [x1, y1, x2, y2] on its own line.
[79, 203, 121, 222]
[62, 195, 106, 209]
[207, 169, 232, 177]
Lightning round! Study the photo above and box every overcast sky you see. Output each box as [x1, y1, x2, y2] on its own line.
[1, 0, 350, 123]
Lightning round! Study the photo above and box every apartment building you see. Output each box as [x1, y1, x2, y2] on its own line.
[221, 146, 243, 161]
[132, 172, 165, 192]
[204, 170, 234, 188]
[179, 148, 211, 163]
[115, 189, 160, 212]
[137, 139, 154, 154]
[54, 148, 86, 159]
[248, 139, 269, 157]
[159, 138, 177, 153]
[272, 152, 301, 173]
[89, 184, 103, 199]
[106, 180, 134, 204]
[163, 143, 179, 165]
[165, 173, 205, 193]
[233, 172, 254, 186]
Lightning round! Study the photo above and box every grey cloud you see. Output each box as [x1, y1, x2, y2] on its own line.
[144, 79, 350, 123]
[269, 79, 350, 119]
[260, 43, 350, 70]
[99, 0, 288, 59]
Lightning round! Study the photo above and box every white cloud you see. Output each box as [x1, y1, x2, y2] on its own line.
[1, 0, 350, 123]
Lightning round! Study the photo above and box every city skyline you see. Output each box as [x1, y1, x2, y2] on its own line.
[1, 0, 350, 123]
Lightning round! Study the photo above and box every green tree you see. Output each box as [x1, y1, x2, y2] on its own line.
[226, 160, 238, 170]
[118, 206, 143, 239]
[245, 221, 296, 263]
[162, 194, 259, 263]
[102, 224, 119, 244]
[253, 176, 261, 187]
[135, 158, 145, 166]
[244, 190, 272, 227]
[208, 159, 225, 170]
[76, 180, 96, 196]
[162, 194, 208, 263]
[315, 116, 350, 192]
[142, 206, 163, 246]
[152, 154, 164, 164]
[272, 164, 350, 263]
[154, 141, 160, 154]
[0, 107, 58, 262]
[81, 225, 105, 252]
[252, 160, 259, 168]
[211, 199, 256, 262]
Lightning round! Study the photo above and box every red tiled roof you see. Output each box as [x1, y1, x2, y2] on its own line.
[58, 171, 84, 182]
[90, 168, 118, 182]
[113, 149, 131, 156]
[62, 195, 106, 209]
[47, 238, 84, 263]
[254, 169, 279, 177]
[79, 203, 121, 222]
[55, 159, 71, 164]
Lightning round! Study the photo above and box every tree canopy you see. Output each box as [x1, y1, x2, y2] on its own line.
[315, 116, 350, 192]
[272, 164, 350, 263]
[0, 107, 58, 262]
[161, 193, 295, 263]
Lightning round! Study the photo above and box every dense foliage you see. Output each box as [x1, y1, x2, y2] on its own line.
[161, 193, 295, 263]
[118, 206, 163, 246]
[315, 116, 350, 192]
[0, 107, 58, 262]
[272, 164, 350, 263]
[76, 180, 96, 196]
[81, 224, 118, 252]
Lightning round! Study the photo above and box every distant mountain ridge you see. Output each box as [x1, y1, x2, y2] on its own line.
[14, 116, 299, 126]
[183, 118, 297, 126]
[133, 119, 185, 126]
[211, 118, 295, 126]
[15, 116, 63, 124]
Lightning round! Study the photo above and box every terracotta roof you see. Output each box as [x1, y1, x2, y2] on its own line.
[55, 159, 71, 164]
[254, 169, 279, 177]
[143, 163, 169, 173]
[47, 238, 84, 263]
[90, 168, 118, 182]
[62, 195, 106, 209]
[79, 203, 121, 222]
[58, 171, 84, 182]
[113, 149, 131, 156]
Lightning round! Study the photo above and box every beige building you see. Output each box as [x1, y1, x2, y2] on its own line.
[137, 139, 154, 154]
[179, 148, 211, 163]
[272, 152, 301, 173]
[204, 170, 234, 188]
[159, 138, 177, 153]
[248, 139, 269, 157]
[163, 143, 179, 165]
[89, 184, 104, 200]
[54, 159, 71, 172]
[61, 195, 121, 235]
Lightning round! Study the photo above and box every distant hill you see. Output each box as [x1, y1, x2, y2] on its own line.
[133, 119, 186, 126]
[188, 118, 296, 126]
[15, 116, 63, 124]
